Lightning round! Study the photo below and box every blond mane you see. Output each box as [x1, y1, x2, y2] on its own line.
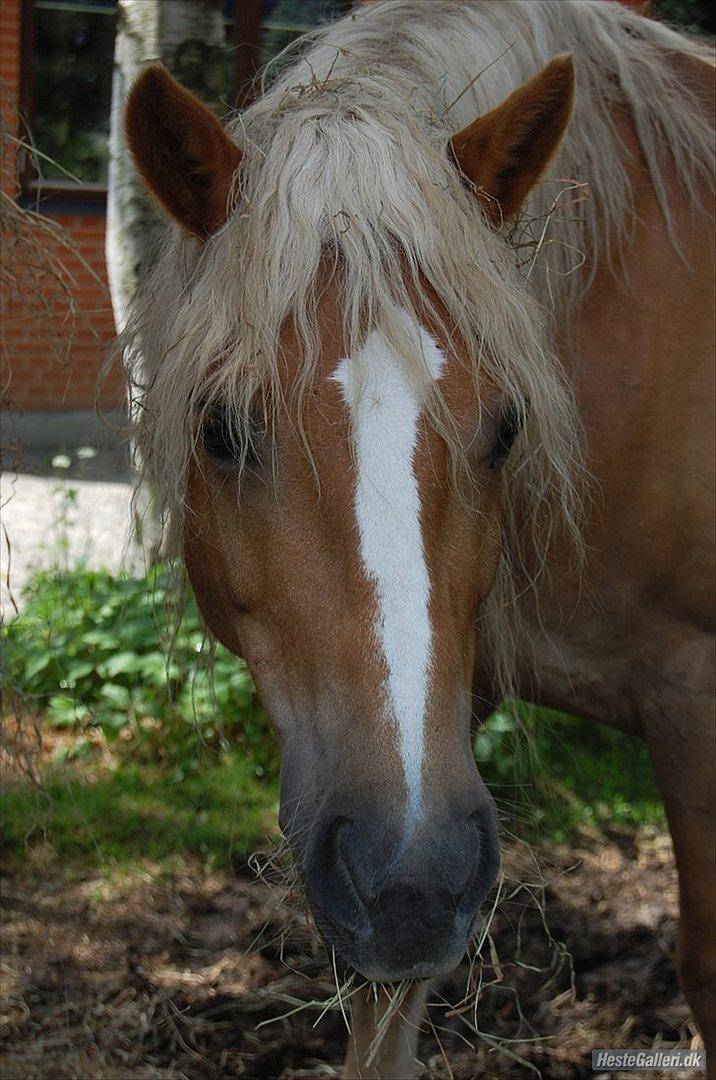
[123, 0, 714, 693]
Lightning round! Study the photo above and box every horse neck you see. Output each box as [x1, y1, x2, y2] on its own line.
[568, 93, 713, 446]
[523, 92, 714, 673]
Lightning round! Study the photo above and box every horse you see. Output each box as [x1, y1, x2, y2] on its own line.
[122, 1, 714, 1075]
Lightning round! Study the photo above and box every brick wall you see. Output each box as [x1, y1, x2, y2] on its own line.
[0, 0, 122, 414]
[1, 206, 122, 411]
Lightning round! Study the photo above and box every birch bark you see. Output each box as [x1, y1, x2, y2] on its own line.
[106, 0, 229, 554]
[106, 0, 229, 330]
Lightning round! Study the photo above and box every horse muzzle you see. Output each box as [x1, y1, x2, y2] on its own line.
[298, 800, 501, 982]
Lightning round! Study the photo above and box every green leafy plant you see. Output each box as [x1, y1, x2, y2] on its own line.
[2, 564, 276, 775]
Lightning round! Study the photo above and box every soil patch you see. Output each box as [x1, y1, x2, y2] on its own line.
[1, 831, 701, 1079]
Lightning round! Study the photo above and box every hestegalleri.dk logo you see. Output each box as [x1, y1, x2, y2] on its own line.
[592, 1048, 706, 1071]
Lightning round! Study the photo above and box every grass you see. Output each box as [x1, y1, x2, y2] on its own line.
[476, 707, 665, 844]
[1, 754, 277, 869]
[1, 709, 663, 873]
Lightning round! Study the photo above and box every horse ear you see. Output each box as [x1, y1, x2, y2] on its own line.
[450, 54, 575, 224]
[124, 64, 242, 240]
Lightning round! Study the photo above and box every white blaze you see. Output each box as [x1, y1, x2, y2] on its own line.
[333, 316, 445, 828]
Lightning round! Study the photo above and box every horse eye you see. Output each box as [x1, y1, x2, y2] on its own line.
[488, 403, 524, 469]
[199, 404, 264, 476]
[200, 405, 239, 464]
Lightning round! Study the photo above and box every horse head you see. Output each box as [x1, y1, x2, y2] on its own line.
[124, 54, 575, 981]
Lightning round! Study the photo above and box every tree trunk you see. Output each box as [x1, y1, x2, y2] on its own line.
[106, 0, 229, 329]
[106, 0, 229, 555]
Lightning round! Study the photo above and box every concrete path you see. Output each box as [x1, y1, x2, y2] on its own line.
[0, 471, 144, 617]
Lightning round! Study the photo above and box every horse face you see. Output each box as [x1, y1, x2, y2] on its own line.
[126, 56, 575, 982]
[183, 281, 508, 981]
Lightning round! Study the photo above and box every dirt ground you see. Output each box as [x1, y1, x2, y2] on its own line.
[1, 827, 703, 1080]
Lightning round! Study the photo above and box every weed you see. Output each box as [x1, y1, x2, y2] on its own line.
[2, 564, 277, 774]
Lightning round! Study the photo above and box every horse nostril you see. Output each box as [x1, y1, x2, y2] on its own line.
[320, 815, 376, 910]
[455, 808, 500, 910]
[321, 815, 352, 870]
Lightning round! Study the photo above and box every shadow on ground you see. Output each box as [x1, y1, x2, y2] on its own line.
[0, 831, 699, 1079]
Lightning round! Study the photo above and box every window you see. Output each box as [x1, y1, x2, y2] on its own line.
[23, 0, 350, 195]
[260, 0, 347, 65]
[226, 0, 349, 107]
[31, 0, 116, 186]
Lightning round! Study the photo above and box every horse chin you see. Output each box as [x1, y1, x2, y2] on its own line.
[347, 944, 468, 985]
[311, 903, 475, 986]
